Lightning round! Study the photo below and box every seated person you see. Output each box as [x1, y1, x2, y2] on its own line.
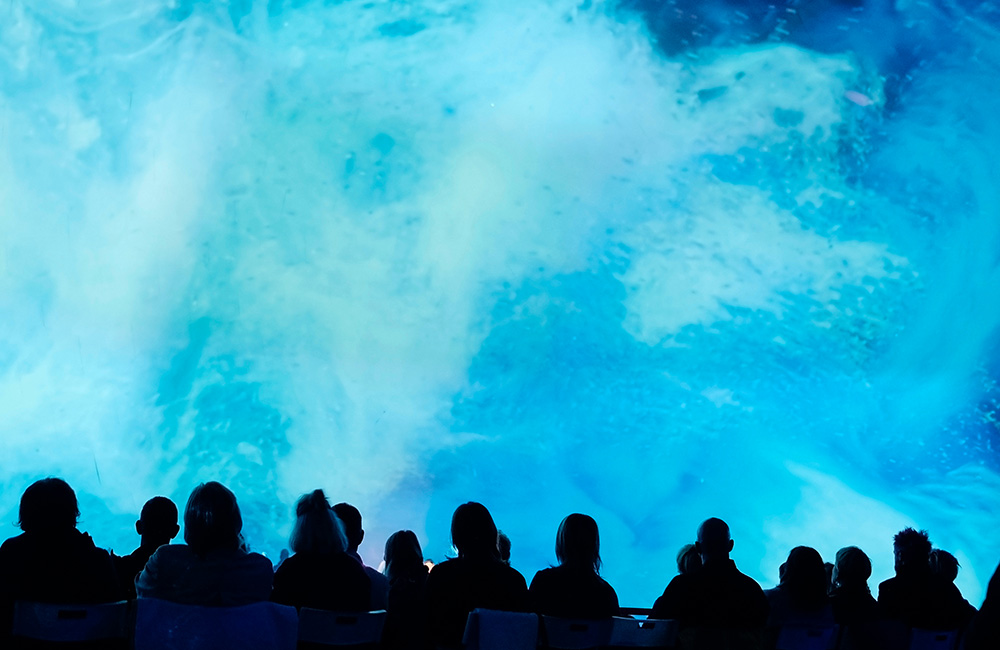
[136, 481, 272, 606]
[271, 489, 371, 611]
[114, 496, 180, 599]
[425, 502, 529, 650]
[0, 478, 122, 638]
[764, 546, 834, 645]
[381, 530, 430, 650]
[829, 546, 878, 625]
[529, 513, 619, 619]
[651, 517, 768, 645]
[877, 528, 976, 630]
[929, 549, 961, 584]
[332, 502, 390, 610]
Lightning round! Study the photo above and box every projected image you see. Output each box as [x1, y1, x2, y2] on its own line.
[1, 0, 998, 607]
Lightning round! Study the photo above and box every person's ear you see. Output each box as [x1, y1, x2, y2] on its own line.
[359, 529, 365, 545]
[170, 523, 180, 540]
[727, 539, 734, 553]
[135, 520, 143, 536]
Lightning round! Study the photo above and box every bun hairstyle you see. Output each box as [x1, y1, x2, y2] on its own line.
[290, 489, 348, 554]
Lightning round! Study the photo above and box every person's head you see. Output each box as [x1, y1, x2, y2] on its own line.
[451, 502, 499, 559]
[893, 527, 932, 572]
[497, 530, 511, 565]
[555, 513, 602, 573]
[137, 496, 179, 547]
[18, 478, 80, 534]
[832, 546, 872, 590]
[383, 530, 424, 583]
[780, 546, 829, 607]
[290, 489, 347, 555]
[695, 517, 733, 563]
[929, 549, 960, 583]
[332, 503, 364, 552]
[183, 482, 243, 555]
[677, 543, 702, 575]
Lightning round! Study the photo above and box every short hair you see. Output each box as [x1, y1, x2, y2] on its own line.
[555, 513, 602, 573]
[894, 528, 932, 566]
[834, 546, 872, 587]
[697, 518, 731, 551]
[140, 496, 178, 529]
[930, 549, 960, 582]
[384, 530, 424, 583]
[18, 478, 80, 533]
[184, 482, 243, 555]
[451, 502, 498, 559]
[332, 503, 363, 547]
[290, 489, 347, 554]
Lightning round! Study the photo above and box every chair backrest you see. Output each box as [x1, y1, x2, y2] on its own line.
[775, 624, 839, 650]
[541, 616, 613, 650]
[908, 629, 959, 650]
[462, 608, 540, 650]
[11, 600, 130, 645]
[607, 617, 678, 648]
[296, 609, 386, 647]
[133, 598, 298, 650]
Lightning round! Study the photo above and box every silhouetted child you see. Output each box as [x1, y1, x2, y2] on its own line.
[115, 496, 179, 599]
[829, 546, 878, 625]
[0, 478, 122, 639]
[382, 530, 430, 650]
[677, 543, 702, 575]
[333, 502, 390, 610]
[425, 502, 529, 650]
[529, 513, 619, 619]
[272, 490, 371, 611]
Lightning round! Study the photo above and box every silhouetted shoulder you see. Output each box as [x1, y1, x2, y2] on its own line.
[530, 565, 618, 619]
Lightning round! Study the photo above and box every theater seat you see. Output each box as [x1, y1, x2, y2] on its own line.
[608, 616, 678, 648]
[540, 616, 613, 649]
[908, 628, 959, 650]
[461, 608, 539, 650]
[296, 608, 386, 649]
[133, 598, 298, 650]
[11, 600, 130, 650]
[775, 624, 839, 650]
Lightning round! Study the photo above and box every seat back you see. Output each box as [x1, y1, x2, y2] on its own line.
[11, 600, 130, 648]
[296, 609, 386, 648]
[908, 629, 959, 650]
[462, 608, 540, 650]
[133, 598, 298, 650]
[541, 616, 613, 649]
[607, 617, 678, 648]
[775, 624, 839, 650]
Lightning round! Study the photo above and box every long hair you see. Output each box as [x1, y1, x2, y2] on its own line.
[555, 513, 602, 574]
[384, 530, 424, 583]
[290, 489, 347, 554]
[451, 502, 498, 559]
[184, 482, 243, 555]
[780, 546, 829, 608]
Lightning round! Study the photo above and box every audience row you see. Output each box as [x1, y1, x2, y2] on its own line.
[0, 477, 997, 650]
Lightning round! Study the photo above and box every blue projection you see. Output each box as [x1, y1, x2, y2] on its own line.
[1, 0, 999, 606]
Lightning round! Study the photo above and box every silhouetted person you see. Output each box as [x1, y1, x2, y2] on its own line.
[651, 518, 768, 649]
[764, 547, 833, 646]
[114, 496, 179, 599]
[272, 490, 371, 611]
[136, 481, 272, 606]
[0, 478, 122, 639]
[333, 502, 390, 610]
[529, 513, 619, 619]
[877, 528, 975, 630]
[497, 530, 512, 566]
[829, 546, 878, 625]
[677, 543, 702, 575]
[964, 560, 1000, 650]
[381, 530, 430, 650]
[425, 502, 529, 650]
[929, 549, 960, 583]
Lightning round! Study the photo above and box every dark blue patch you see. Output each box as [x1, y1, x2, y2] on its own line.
[378, 19, 426, 38]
